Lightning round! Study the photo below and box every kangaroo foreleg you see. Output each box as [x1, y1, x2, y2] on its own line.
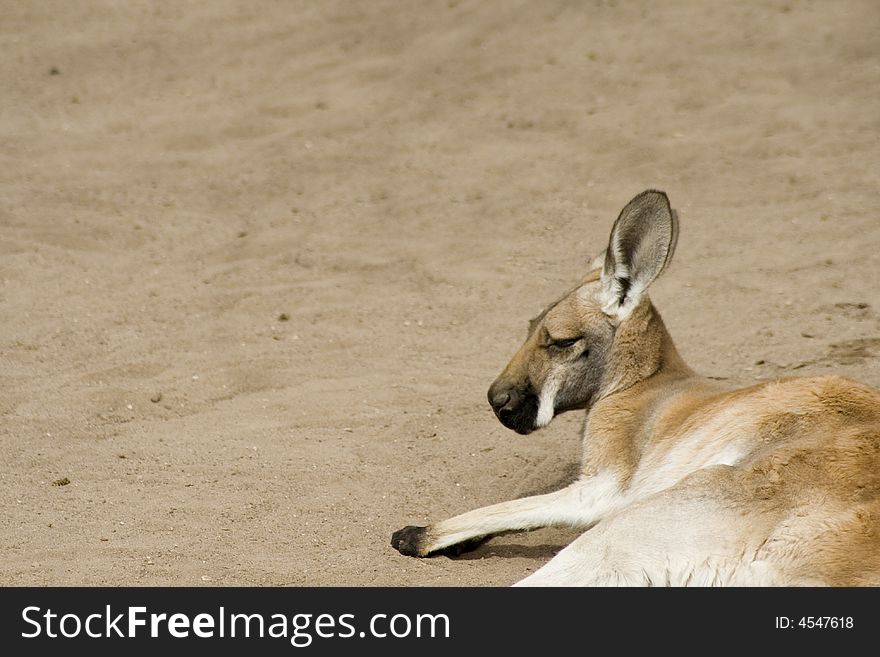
[391, 473, 620, 557]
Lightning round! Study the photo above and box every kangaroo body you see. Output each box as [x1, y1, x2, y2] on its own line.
[392, 191, 880, 586]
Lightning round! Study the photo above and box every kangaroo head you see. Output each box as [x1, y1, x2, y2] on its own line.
[487, 190, 680, 434]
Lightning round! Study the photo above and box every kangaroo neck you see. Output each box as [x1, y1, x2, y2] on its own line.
[598, 300, 692, 400]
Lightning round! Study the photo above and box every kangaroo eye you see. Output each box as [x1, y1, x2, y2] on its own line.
[550, 338, 580, 349]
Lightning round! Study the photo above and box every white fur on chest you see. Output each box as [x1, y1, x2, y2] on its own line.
[628, 403, 753, 499]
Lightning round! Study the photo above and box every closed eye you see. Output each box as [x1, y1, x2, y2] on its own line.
[549, 337, 580, 349]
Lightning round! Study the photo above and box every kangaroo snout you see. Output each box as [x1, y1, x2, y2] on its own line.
[487, 380, 538, 434]
[488, 385, 512, 412]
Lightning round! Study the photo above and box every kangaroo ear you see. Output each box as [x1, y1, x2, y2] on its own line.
[599, 190, 679, 319]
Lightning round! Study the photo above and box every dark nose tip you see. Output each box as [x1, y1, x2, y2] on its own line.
[488, 380, 520, 415]
[490, 391, 511, 411]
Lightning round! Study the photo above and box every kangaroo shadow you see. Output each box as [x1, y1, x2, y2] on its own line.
[449, 539, 566, 561]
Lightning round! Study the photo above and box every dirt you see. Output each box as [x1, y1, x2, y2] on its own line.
[1, 0, 879, 586]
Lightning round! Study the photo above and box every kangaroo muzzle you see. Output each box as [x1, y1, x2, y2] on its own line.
[487, 380, 539, 435]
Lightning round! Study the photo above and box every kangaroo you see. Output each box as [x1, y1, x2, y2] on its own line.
[391, 190, 880, 586]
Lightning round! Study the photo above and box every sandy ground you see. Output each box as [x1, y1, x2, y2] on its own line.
[1, 0, 879, 586]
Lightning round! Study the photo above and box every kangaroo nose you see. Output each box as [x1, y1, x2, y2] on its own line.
[490, 391, 511, 411]
[488, 379, 520, 413]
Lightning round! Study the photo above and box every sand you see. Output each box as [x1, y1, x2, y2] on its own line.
[2, 0, 879, 586]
